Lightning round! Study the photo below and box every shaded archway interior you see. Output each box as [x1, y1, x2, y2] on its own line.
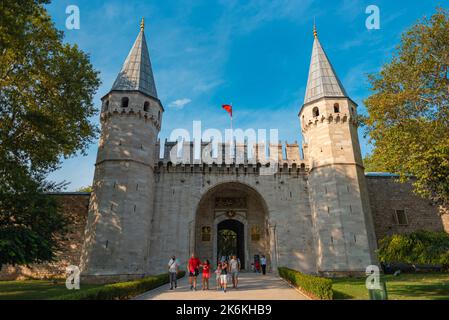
[217, 219, 245, 268]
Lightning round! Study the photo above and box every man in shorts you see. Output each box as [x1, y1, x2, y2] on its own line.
[229, 255, 240, 289]
[188, 253, 201, 291]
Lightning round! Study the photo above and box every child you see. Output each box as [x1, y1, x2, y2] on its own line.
[255, 260, 260, 273]
[215, 263, 222, 290]
[202, 260, 211, 290]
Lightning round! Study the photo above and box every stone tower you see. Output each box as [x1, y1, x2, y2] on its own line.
[299, 26, 377, 275]
[80, 19, 163, 282]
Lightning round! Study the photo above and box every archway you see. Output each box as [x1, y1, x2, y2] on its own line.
[194, 182, 270, 270]
[217, 219, 245, 269]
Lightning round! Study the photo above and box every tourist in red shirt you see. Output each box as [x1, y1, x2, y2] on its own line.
[188, 253, 201, 291]
[202, 260, 211, 290]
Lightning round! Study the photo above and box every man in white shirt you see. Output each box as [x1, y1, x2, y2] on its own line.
[229, 255, 240, 289]
[168, 256, 179, 290]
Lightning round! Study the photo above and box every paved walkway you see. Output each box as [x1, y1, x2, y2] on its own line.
[134, 272, 308, 300]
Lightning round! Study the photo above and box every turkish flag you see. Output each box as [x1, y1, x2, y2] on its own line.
[222, 104, 233, 117]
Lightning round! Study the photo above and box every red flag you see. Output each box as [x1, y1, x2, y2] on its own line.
[222, 104, 233, 118]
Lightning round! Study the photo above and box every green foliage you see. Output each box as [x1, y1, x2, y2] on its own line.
[363, 154, 386, 172]
[377, 231, 449, 268]
[0, 1, 100, 268]
[0, 167, 67, 268]
[363, 8, 449, 206]
[1, 0, 101, 174]
[278, 267, 333, 300]
[77, 186, 93, 193]
[56, 272, 186, 300]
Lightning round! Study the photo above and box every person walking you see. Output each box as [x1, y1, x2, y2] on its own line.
[261, 255, 267, 275]
[229, 255, 240, 289]
[167, 255, 179, 290]
[202, 260, 211, 290]
[188, 253, 201, 291]
[220, 260, 229, 293]
[215, 263, 223, 290]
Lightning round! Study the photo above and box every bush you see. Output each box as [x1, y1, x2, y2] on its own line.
[56, 271, 185, 300]
[377, 230, 449, 269]
[278, 267, 333, 300]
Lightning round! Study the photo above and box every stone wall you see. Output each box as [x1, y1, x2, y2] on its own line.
[0, 193, 90, 280]
[1, 175, 448, 280]
[366, 175, 446, 242]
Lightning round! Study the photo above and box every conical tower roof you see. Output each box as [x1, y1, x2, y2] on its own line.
[303, 27, 347, 105]
[111, 19, 158, 98]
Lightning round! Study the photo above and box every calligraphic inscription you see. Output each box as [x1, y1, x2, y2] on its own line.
[215, 197, 247, 209]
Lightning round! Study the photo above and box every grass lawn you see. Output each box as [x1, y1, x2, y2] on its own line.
[0, 280, 103, 300]
[333, 273, 449, 300]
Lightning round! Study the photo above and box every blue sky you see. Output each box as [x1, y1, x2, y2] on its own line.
[45, 0, 447, 191]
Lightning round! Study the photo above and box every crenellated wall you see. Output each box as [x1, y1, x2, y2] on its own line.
[155, 140, 309, 169]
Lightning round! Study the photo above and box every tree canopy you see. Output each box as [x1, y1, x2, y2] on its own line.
[0, 0, 100, 268]
[364, 8, 449, 207]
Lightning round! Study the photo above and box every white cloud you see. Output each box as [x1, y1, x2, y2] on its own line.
[169, 98, 192, 109]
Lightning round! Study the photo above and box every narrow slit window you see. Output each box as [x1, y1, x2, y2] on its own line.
[394, 210, 408, 225]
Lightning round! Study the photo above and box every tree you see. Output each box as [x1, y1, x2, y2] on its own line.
[77, 185, 93, 193]
[0, 168, 67, 269]
[0, 0, 100, 268]
[364, 8, 449, 207]
[377, 231, 449, 269]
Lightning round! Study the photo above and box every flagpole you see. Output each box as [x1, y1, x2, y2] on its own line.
[230, 102, 233, 132]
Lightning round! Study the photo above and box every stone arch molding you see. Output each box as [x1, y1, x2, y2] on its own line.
[191, 180, 277, 270]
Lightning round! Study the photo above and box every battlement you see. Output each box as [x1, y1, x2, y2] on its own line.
[100, 107, 162, 131]
[155, 140, 309, 171]
[301, 112, 358, 132]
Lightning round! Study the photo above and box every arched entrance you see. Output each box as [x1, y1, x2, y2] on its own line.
[217, 219, 245, 269]
[194, 182, 270, 270]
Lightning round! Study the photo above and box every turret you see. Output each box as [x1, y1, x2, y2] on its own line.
[299, 25, 377, 275]
[80, 19, 163, 282]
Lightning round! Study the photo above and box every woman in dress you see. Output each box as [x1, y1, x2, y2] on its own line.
[202, 260, 211, 290]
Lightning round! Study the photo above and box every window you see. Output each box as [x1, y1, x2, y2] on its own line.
[121, 97, 129, 108]
[312, 107, 319, 117]
[334, 103, 340, 113]
[158, 110, 161, 121]
[394, 210, 408, 225]
[104, 100, 109, 111]
[202, 226, 211, 242]
[144, 101, 150, 112]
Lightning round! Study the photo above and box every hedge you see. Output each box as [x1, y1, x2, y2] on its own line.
[55, 271, 185, 300]
[278, 267, 333, 300]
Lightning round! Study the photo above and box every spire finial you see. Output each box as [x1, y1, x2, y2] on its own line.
[140, 17, 145, 31]
[313, 18, 318, 38]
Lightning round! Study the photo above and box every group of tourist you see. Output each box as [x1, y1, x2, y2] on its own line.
[167, 254, 242, 293]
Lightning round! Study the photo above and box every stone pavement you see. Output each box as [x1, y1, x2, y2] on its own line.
[134, 272, 309, 300]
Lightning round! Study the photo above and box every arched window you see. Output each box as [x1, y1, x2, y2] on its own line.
[143, 101, 150, 112]
[121, 97, 129, 108]
[312, 107, 319, 117]
[334, 103, 340, 113]
[158, 110, 161, 121]
[104, 100, 109, 111]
